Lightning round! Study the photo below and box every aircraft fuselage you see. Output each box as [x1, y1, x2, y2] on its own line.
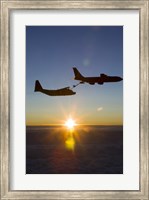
[38, 88, 76, 96]
[75, 76, 123, 84]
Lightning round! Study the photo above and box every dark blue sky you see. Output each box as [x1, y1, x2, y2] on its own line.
[26, 26, 123, 125]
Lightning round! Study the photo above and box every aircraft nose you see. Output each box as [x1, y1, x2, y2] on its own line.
[118, 77, 123, 81]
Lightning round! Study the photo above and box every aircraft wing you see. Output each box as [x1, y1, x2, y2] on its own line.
[58, 87, 70, 91]
[100, 73, 107, 77]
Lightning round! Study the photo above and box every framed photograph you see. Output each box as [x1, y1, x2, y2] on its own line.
[0, 0, 148, 199]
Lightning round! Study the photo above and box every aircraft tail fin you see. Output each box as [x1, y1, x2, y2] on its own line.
[73, 67, 84, 80]
[34, 80, 43, 92]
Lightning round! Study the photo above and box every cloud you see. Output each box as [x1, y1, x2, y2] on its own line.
[97, 107, 103, 111]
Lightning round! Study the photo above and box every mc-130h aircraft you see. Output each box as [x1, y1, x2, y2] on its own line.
[34, 80, 76, 96]
[73, 67, 123, 85]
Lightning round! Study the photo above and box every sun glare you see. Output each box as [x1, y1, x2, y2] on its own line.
[65, 118, 76, 129]
[65, 136, 75, 151]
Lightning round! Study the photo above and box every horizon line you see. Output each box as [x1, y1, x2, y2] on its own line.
[26, 124, 123, 127]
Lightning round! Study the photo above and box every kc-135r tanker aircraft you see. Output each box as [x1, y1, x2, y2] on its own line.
[73, 67, 123, 85]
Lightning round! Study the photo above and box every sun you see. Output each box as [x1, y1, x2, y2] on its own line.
[65, 118, 76, 129]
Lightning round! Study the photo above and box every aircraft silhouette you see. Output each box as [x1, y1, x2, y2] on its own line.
[34, 80, 76, 96]
[73, 67, 123, 85]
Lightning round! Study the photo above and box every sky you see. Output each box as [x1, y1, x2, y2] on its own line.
[26, 26, 123, 125]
